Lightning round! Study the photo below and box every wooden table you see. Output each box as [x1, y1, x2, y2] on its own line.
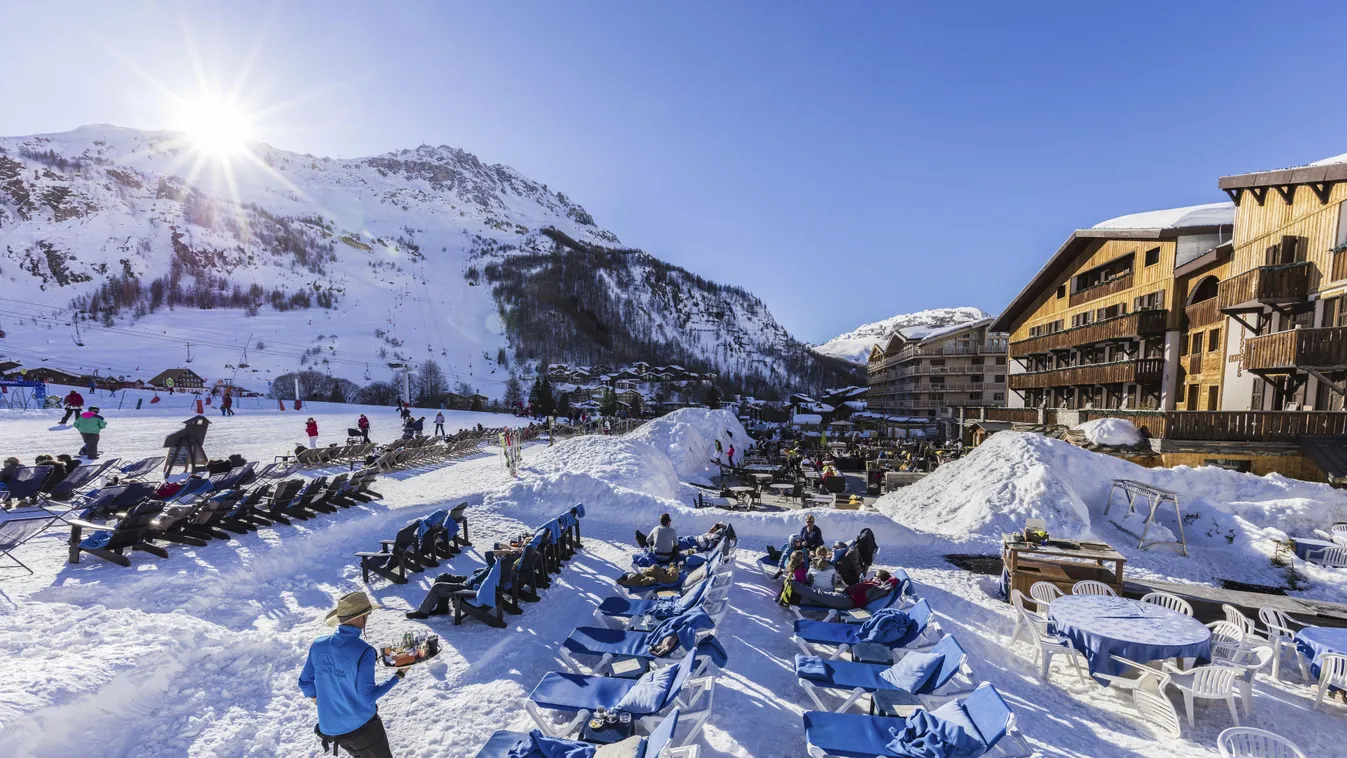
[1002, 537, 1126, 600]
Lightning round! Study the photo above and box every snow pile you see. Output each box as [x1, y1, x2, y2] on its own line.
[876, 431, 1347, 548]
[1075, 417, 1145, 446]
[627, 408, 750, 483]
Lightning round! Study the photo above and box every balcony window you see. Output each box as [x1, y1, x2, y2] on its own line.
[1073, 253, 1135, 294]
[1191, 333, 1203, 354]
[1144, 247, 1160, 267]
[995, 357, 1006, 365]
[1057, 285, 1066, 299]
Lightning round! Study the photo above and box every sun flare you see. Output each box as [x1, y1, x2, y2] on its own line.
[177, 95, 254, 158]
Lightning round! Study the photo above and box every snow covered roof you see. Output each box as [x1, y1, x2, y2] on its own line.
[800, 402, 834, 414]
[842, 400, 867, 410]
[1091, 202, 1234, 231]
[791, 413, 823, 425]
[903, 317, 998, 345]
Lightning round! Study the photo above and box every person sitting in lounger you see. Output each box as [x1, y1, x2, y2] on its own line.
[647, 513, 678, 562]
[798, 514, 824, 550]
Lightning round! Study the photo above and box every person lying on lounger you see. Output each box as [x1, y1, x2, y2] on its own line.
[780, 569, 897, 609]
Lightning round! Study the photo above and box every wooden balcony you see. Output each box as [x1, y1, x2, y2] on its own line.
[1184, 298, 1222, 329]
[1010, 310, 1168, 358]
[1069, 273, 1133, 308]
[1242, 327, 1347, 371]
[1008, 358, 1164, 390]
[1217, 262, 1310, 312]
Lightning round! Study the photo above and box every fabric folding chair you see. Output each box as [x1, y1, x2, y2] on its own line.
[0, 515, 57, 577]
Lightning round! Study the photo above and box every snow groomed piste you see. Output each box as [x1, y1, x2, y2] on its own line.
[4, 406, 1347, 755]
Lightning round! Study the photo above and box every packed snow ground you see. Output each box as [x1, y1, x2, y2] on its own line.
[4, 412, 1347, 756]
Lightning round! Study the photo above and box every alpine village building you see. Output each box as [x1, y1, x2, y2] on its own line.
[866, 318, 1009, 438]
[981, 150, 1347, 483]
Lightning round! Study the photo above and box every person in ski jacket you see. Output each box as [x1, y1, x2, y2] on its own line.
[715, 439, 723, 459]
[433, 412, 445, 437]
[299, 592, 405, 758]
[60, 390, 85, 425]
[73, 407, 107, 459]
[306, 418, 319, 448]
[413, 416, 425, 435]
[727, 444, 736, 467]
[221, 393, 234, 417]
[357, 414, 371, 443]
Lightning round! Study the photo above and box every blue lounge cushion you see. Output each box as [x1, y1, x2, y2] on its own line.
[79, 530, 113, 551]
[529, 672, 639, 712]
[880, 651, 944, 694]
[614, 661, 679, 714]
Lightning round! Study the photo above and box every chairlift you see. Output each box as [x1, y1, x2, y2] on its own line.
[186, 342, 194, 363]
[71, 319, 85, 347]
[363, 363, 372, 381]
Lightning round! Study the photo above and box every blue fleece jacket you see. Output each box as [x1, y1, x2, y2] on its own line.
[298, 624, 399, 736]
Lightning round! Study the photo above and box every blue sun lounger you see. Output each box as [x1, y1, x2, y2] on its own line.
[524, 651, 711, 744]
[788, 569, 916, 623]
[802, 683, 1028, 758]
[474, 707, 694, 758]
[792, 599, 938, 661]
[795, 634, 975, 713]
[593, 576, 719, 627]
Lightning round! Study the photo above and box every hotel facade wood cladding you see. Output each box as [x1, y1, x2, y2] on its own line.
[866, 319, 1008, 421]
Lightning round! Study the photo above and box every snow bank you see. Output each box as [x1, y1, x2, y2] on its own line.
[626, 408, 749, 483]
[1075, 418, 1145, 446]
[876, 431, 1347, 547]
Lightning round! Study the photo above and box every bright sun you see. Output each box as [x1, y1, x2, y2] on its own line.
[178, 95, 254, 158]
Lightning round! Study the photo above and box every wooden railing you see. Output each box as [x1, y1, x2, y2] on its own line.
[1185, 298, 1221, 329]
[1186, 352, 1203, 375]
[1243, 327, 1347, 370]
[1217, 262, 1310, 311]
[1008, 358, 1164, 390]
[1011, 310, 1167, 358]
[1166, 411, 1347, 441]
[1333, 249, 1347, 283]
[985, 408, 1039, 423]
[1069, 273, 1133, 308]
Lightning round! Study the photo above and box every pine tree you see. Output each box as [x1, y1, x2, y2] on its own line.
[536, 374, 556, 417]
[556, 392, 572, 420]
[703, 385, 722, 409]
[503, 374, 524, 410]
[600, 387, 618, 416]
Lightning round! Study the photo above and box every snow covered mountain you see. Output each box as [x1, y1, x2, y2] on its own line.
[813, 307, 991, 363]
[0, 125, 858, 399]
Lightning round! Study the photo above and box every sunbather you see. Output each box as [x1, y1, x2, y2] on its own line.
[647, 513, 677, 561]
[799, 514, 824, 550]
[404, 571, 472, 619]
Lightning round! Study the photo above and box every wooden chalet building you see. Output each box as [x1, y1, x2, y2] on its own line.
[992, 204, 1235, 412]
[866, 318, 1008, 423]
[1217, 156, 1347, 413]
[148, 368, 207, 390]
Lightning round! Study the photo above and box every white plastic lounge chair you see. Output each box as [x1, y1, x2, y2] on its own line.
[1306, 544, 1347, 567]
[1161, 663, 1241, 727]
[792, 599, 940, 662]
[1071, 580, 1116, 597]
[1314, 523, 1347, 547]
[1011, 590, 1087, 684]
[1140, 591, 1193, 617]
[1101, 656, 1181, 739]
[1315, 652, 1347, 710]
[1218, 727, 1307, 758]
[795, 634, 976, 713]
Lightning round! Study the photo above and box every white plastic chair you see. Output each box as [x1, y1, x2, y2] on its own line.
[1217, 727, 1308, 758]
[1222, 605, 1265, 645]
[1257, 608, 1300, 681]
[1314, 523, 1347, 547]
[1011, 589, 1088, 684]
[1314, 652, 1347, 710]
[1306, 544, 1347, 567]
[1141, 592, 1193, 617]
[1217, 645, 1273, 716]
[1028, 581, 1063, 612]
[1207, 621, 1246, 662]
[1071, 580, 1116, 597]
[1162, 663, 1241, 727]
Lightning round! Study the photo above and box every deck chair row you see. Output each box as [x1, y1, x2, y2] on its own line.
[65, 466, 384, 567]
[783, 563, 1035, 757]
[471, 514, 734, 757]
[446, 504, 587, 629]
[280, 442, 377, 468]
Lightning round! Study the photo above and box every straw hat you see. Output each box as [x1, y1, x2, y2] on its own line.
[324, 591, 378, 626]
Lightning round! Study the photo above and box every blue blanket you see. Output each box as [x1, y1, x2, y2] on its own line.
[506, 729, 595, 758]
[646, 607, 714, 656]
[859, 608, 912, 644]
[794, 654, 830, 681]
[884, 710, 983, 758]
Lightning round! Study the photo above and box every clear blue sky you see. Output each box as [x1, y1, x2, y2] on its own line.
[4, 2, 1347, 344]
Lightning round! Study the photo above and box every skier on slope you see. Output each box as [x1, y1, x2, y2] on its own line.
[357, 414, 371, 443]
[306, 418, 319, 448]
[74, 406, 107, 459]
[59, 390, 84, 425]
[433, 411, 445, 438]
